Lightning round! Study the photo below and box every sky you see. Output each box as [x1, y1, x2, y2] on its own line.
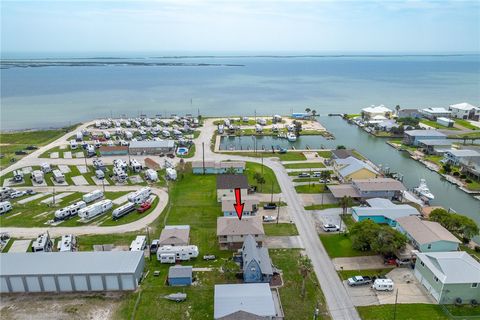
[1, 0, 479, 54]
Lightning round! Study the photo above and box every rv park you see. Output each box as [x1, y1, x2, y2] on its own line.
[0, 112, 479, 320]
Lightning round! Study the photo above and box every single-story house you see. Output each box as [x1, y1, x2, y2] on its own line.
[351, 178, 406, 200]
[242, 235, 273, 283]
[214, 283, 283, 319]
[442, 149, 480, 166]
[331, 149, 356, 160]
[395, 216, 460, 252]
[333, 156, 378, 182]
[99, 146, 128, 156]
[192, 160, 245, 174]
[376, 119, 399, 131]
[128, 140, 175, 155]
[420, 107, 452, 120]
[168, 265, 193, 286]
[437, 117, 454, 128]
[351, 198, 420, 226]
[414, 251, 480, 304]
[216, 174, 249, 202]
[449, 102, 480, 121]
[217, 216, 265, 250]
[222, 196, 259, 217]
[398, 109, 422, 119]
[417, 139, 453, 155]
[361, 105, 392, 119]
[403, 130, 447, 146]
[159, 225, 190, 246]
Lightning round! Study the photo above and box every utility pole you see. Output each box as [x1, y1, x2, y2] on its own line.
[102, 177, 105, 193]
[393, 289, 399, 320]
[52, 187, 55, 205]
[202, 142, 205, 175]
[146, 227, 151, 261]
[276, 197, 281, 225]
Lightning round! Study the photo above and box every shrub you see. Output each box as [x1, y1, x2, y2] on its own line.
[452, 172, 460, 176]
[474, 246, 480, 253]
[460, 174, 467, 179]
[466, 179, 472, 183]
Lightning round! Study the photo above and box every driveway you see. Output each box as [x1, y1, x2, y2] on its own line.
[332, 256, 386, 271]
[264, 236, 304, 249]
[310, 207, 347, 232]
[301, 193, 337, 206]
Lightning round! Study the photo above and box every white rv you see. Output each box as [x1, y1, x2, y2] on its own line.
[40, 162, 52, 173]
[130, 159, 142, 173]
[166, 168, 177, 181]
[372, 279, 394, 291]
[86, 145, 96, 157]
[57, 234, 77, 252]
[127, 187, 151, 204]
[114, 167, 128, 182]
[255, 124, 263, 133]
[52, 169, 65, 183]
[54, 201, 87, 221]
[156, 245, 199, 262]
[112, 202, 136, 220]
[273, 114, 282, 123]
[93, 159, 105, 170]
[31, 233, 53, 252]
[78, 199, 113, 220]
[75, 131, 83, 142]
[103, 131, 111, 139]
[173, 129, 182, 137]
[257, 118, 267, 125]
[82, 190, 103, 203]
[0, 187, 13, 200]
[224, 119, 231, 126]
[129, 236, 147, 251]
[145, 169, 158, 181]
[162, 130, 171, 138]
[217, 124, 224, 134]
[95, 170, 105, 180]
[0, 201, 13, 215]
[113, 159, 128, 171]
[31, 170, 44, 184]
[93, 140, 101, 148]
[12, 170, 24, 183]
[70, 140, 78, 149]
[124, 131, 133, 140]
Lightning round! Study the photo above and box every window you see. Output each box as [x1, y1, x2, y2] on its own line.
[420, 261, 425, 267]
[434, 276, 439, 282]
[472, 283, 478, 288]
[427, 244, 432, 249]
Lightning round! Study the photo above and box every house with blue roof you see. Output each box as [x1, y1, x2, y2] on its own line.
[242, 235, 273, 283]
[333, 156, 378, 182]
[351, 198, 420, 226]
[403, 130, 446, 146]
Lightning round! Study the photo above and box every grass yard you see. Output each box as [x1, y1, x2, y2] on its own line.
[317, 150, 332, 158]
[424, 155, 443, 167]
[244, 162, 281, 193]
[304, 203, 340, 210]
[455, 119, 479, 130]
[222, 151, 307, 161]
[448, 131, 480, 139]
[292, 177, 322, 182]
[337, 268, 394, 281]
[319, 233, 375, 258]
[466, 179, 480, 191]
[420, 119, 459, 130]
[295, 184, 328, 193]
[263, 223, 299, 236]
[177, 144, 196, 159]
[283, 162, 325, 169]
[357, 304, 480, 320]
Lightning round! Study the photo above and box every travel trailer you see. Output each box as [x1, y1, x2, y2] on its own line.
[95, 170, 105, 179]
[52, 169, 65, 183]
[82, 190, 103, 203]
[114, 167, 128, 182]
[93, 159, 106, 171]
[31, 233, 53, 252]
[255, 124, 263, 133]
[31, 170, 44, 184]
[86, 145, 96, 157]
[130, 159, 142, 173]
[217, 125, 224, 134]
[166, 168, 177, 181]
[127, 187, 151, 204]
[75, 131, 83, 142]
[12, 170, 24, 183]
[145, 169, 158, 181]
[93, 140, 101, 148]
[372, 279, 394, 291]
[273, 114, 282, 123]
[0, 187, 13, 200]
[40, 162, 52, 173]
[0, 201, 13, 215]
[54, 201, 87, 221]
[57, 234, 77, 252]
[78, 199, 113, 220]
[129, 236, 147, 251]
[103, 131, 111, 139]
[70, 140, 78, 149]
[157, 245, 199, 262]
[112, 202, 136, 220]
[124, 131, 133, 140]
[162, 130, 171, 138]
[257, 118, 267, 125]
[114, 159, 128, 171]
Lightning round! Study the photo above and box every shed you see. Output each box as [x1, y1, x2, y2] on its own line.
[168, 265, 192, 286]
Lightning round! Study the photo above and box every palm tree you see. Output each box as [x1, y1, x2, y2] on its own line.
[299, 254, 312, 299]
[395, 105, 401, 116]
[339, 196, 353, 214]
[311, 109, 317, 118]
[305, 107, 311, 115]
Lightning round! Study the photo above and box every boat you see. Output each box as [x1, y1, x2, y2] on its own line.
[414, 179, 435, 200]
[164, 293, 187, 302]
[287, 133, 297, 142]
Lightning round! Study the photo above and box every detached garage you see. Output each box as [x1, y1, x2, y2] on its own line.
[0, 251, 144, 293]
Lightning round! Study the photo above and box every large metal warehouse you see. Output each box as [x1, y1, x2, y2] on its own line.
[0, 251, 144, 293]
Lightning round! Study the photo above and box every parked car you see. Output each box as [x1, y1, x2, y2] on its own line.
[263, 215, 276, 222]
[347, 276, 372, 287]
[298, 172, 310, 178]
[263, 203, 277, 210]
[319, 179, 331, 183]
[166, 154, 175, 159]
[312, 172, 322, 177]
[203, 255, 216, 261]
[322, 224, 340, 232]
[25, 189, 36, 195]
[137, 201, 152, 213]
[9, 191, 25, 199]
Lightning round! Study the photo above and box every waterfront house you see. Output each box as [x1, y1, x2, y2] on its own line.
[449, 102, 480, 121]
[128, 140, 175, 155]
[158, 225, 190, 247]
[331, 149, 356, 159]
[242, 235, 273, 283]
[332, 156, 378, 182]
[395, 216, 460, 252]
[414, 251, 480, 304]
[420, 107, 452, 120]
[442, 149, 480, 166]
[437, 117, 454, 128]
[217, 216, 264, 250]
[352, 178, 405, 199]
[361, 105, 392, 120]
[99, 146, 128, 156]
[168, 265, 193, 286]
[222, 196, 259, 217]
[403, 130, 447, 146]
[216, 174, 249, 202]
[417, 139, 453, 155]
[214, 283, 282, 319]
[398, 109, 422, 119]
[351, 198, 420, 226]
[192, 160, 245, 175]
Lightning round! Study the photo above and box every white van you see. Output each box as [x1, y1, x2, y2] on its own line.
[372, 279, 394, 291]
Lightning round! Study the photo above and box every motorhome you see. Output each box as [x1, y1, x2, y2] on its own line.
[114, 167, 128, 182]
[70, 140, 78, 150]
[129, 235, 147, 251]
[31, 233, 53, 252]
[12, 170, 24, 183]
[372, 279, 394, 291]
[139, 130, 147, 139]
[217, 125, 224, 134]
[145, 169, 158, 181]
[95, 170, 105, 180]
[75, 131, 83, 142]
[0, 201, 13, 215]
[93, 159, 106, 171]
[156, 245, 199, 262]
[54, 201, 87, 221]
[224, 119, 231, 126]
[40, 162, 52, 173]
[0, 187, 13, 200]
[112, 202, 136, 220]
[162, 130, 171, 138]
[31, 170, 44, 184]
[93, 140, 101, 148]
[287, 124, 295, 132]
[78, 199, 113, 220]
[127, 187, 151, 204]
[86, 145, 96, 157]
[125, 120, 132, 127]
[103, 131, 111, 139]
[271, 124, 279, 132]
[130, 159, 142, 173]
[255, 124, 263, 133]
[57, 234, 77, 252]
[166, 168, 177, 181]
[82, 190, 103, 203]
[242, 116, 249, 122]
[114, 159, 128, 171]
[257, 118, 267, 125]
[273, 114, 282, 123]
[52, 169, 65, 183]
[124, 131, 133, 140]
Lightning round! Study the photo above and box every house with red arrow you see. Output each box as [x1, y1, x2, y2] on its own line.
[216, 216, 265, 250]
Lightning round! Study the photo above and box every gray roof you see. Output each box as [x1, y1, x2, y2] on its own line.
[242, 235, 273, 276]
[331, 149, 355, 159]
[168, 265, 192, 278]
[217, 217, 265, 237]
[353, 198, 419, 221]
[353, 178, 406, 191]
[416, 251, 480, 284]
[335, 156, 377, 178]
[396, 216, 460, 245]
[445, 149, 480, 158]
[216, 174, 249, 190]
[327, 184, 360, 198]
[192, 160, 245, 169]
[214, 283, 276, 319]
[0, 252, 144, 276]
[222, 196, 259, 212]
[129, 140, 175, 149]
[417, 139, 453, 146]
[405, 130, 446, 137]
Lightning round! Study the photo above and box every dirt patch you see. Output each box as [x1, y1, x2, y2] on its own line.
[0, 292, 127, 320]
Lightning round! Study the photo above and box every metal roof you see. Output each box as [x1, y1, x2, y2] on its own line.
[192, 160, 245, 169]
[129, 140, 175, 148]
[335, 157, 377, 178]
[327, 184, 361, 198]
[445, 149, 480, 158]
[242, 235, 273, 276]
[214, 283, 276, 319]
[396, 216, 460, 245]
[416, 251, 480, 284]
[168, 265, 192, 278]
[417, 139, 453, 146]
[352, 178, 406, 191]
[449, 102, 479, 111]
[0, 251, 144, 276]
[405, 130, 446, 137]
[353, 198, 420, 221]
[217, 217, 264, 236]
[216, 174, 249, 190]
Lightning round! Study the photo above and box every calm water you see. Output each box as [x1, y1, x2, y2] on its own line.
[1, 54, 480, 130]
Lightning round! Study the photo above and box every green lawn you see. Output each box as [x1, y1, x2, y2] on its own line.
[292, 177, 322, 182]
[319, 233, 375, 258]
[337, 268, 394, 281]
[294, 184, 328, 193]
[466, 179, 480, 191]
[244, 162, 281, 193]
[283, 162, 325, 169]
[317, 151, 332, 158]
[455, 119, 479, 130]
[304, 203, 341, 210]
[222, 151, 307, 161]
[177, 144, 196, 159]
[448, 131, 480, 139]
[357, 304, 480, 320]
[263, 223, 298, 236]
[424, 155, 443, 167]
[419, 119, 459, 130]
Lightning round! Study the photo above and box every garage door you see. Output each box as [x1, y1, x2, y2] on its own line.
[73, 276, 88, 291]
[41, 276, 57, 292]
[25, 276, 41, 292]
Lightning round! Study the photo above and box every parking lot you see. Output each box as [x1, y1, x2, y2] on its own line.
[343, 268, 436, 306]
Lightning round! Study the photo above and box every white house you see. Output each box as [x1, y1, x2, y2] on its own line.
[420, 107, 451, 120]
[449, 102, 480, 121]
[361, 105, 392, 119]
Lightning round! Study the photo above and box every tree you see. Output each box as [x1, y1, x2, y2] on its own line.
[371, 227, 407, 255]
[349, 220, 380, 251]
[311, 109, 317, 118]
[253, 172, 266, 191]
[339, 196, 353, 214]
[336, 145, 346, 150]
[305, 107, 311, 114]
[443, 163, 452, 174]
[298, 254, 312, 299]
[430, 208, 479, 242]
[225, 167, 238, 175]
[294, 120, 302, 135]
[395, 105, 401, 115]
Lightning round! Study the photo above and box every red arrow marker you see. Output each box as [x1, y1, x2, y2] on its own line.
[233, 188, 245, 220]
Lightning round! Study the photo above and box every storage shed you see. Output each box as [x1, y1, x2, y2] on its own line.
[0, 251, 144, 293]
[168, 265, 193, 286]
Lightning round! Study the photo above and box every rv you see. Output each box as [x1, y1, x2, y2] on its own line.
[0, 201, 13, 215]
[125, 120, 132, 127]
[52, 169, 65, 183]
[271, 124, 279, 132]
[166, 168, 177, 181]
[273, 114, 282, 123]
[31, 170, 44, 184]
[106, 140, 114, 147]
[114, 167, 128, 182]
[78, 199, 113, 220]
[159, 253, 176, 264]
[224, 119, 231, 126]
[93, 159, 106, 171]
[217, 125, 224, 134]
[124, 131, 133, 140]
[114, 159, 128, 171]
[242, 116, 249, 122]
[12, 170, 24, 183]
[95, 170, 105, 180]
[70, 140, 78, 149]
[54, 201, 87, 221]
[130, 159, 142, 173]
[255, 124, 263, 133]
[372, 279, 394, 291]
[145, 169, 158, 181]
[75, 131, 83, 142]
[287, 124, 295, 132]
[0, 187, 13, 200]
[57, 234, 77, 252]
[173, 129, 182, 137]
[40, 162, 52, 173]
[129, 235, 147, 251]
[162, 130, 171, 138]
[103, 131, 111, 139]
[257, 118, 267, 125]
[86, 145, 96, 157]
[31, 233, 53, 252]
[112, 202, 136, 220]
[93, 140, 101, 148]
[83, 190, 103, 203]
[156, 245, 199, 262]
[127, 187, 152, 204]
